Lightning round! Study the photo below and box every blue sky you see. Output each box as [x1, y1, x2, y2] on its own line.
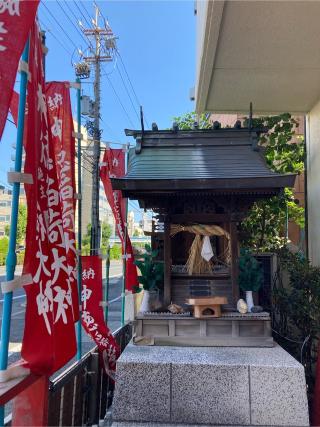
[0, 0, 196, 185]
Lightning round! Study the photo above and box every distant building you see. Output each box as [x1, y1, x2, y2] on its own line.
[0, 185, 12, 237]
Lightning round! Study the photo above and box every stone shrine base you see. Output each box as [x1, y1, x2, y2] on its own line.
[112, 343, 309, 426]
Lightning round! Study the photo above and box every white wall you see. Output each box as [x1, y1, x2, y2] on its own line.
[306, 101, 320, 265]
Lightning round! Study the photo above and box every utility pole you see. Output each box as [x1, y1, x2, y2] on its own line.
[80, 5, 116, 254]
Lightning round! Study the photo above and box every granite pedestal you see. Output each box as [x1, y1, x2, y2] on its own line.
[112, 343, 309, 426]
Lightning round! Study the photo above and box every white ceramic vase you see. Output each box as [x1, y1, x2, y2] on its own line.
[139, 290, 150, 313]
[246, 290, 254, 313]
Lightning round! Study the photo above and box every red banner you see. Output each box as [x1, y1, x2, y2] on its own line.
[21, 23, 77, 375]
[46, 81, 79, 322]
[100, 148, 138, 292]
[81, 256, 120, 378]
[0, 0, 39, 138]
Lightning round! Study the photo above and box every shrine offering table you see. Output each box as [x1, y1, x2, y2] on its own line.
[134, 312, 273, 347]
[186, 296, 228, 318]
[112, 343, 309, 426]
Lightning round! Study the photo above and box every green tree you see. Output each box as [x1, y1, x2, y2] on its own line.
[101, 221, 112, 247]
[4, 204, 28, 245]
[82, 223, 91, 247]
[241, 114, 304, 251]
[173, 112, 212, 129]
[0, 237, 9, 265]
[171, 112, 305, 251]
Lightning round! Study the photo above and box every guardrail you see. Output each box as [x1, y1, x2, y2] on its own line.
[2, 323, 132, 426]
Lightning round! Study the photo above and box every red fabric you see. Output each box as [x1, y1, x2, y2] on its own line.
[312, 342, 320, 426]
[81, 256, 120, 378]
[9, 90, 19, 125]
[21, 23, 77, 375]
[45, 81, 79, 322]
[0, 0, 39, 138]
[100, 149, 138, 292]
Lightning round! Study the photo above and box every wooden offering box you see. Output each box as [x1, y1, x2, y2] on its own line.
[186, 296, 228, 318]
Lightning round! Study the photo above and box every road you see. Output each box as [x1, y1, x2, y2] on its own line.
[0, 261, 124, 367]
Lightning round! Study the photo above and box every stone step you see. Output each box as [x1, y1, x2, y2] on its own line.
[112, 343, 309, 426]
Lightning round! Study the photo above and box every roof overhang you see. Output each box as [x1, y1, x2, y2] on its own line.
[195, 0, 320, 114]
[112, 175, 295, 192]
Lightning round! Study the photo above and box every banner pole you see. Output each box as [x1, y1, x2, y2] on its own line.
[104, 246, 110, 323]
[76, 77, 82, 360]
[0, 38, 30, 425]
[121, 148, 129, 326]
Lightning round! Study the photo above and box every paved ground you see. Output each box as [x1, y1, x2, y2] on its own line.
[0, 260, 124, 368]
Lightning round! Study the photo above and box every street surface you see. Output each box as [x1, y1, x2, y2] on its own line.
[0, 260, 124, 368]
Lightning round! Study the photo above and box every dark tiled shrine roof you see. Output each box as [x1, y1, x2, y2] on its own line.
[112, 128, 295, 192]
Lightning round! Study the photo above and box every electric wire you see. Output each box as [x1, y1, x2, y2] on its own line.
[73, 0, 92, 28]
[79, 0, 95, 25]
[103, 68, 136, 128]
[6, 117, 15, 126]
[42, 2, 80, 52]
[39, 20, 73, 56]
[116, 50, 151, 129]
[100, 117, 123, 142]
[56, 0, 93, 51]
[116, 62, 140, 125]
[82, 1, 143, 129]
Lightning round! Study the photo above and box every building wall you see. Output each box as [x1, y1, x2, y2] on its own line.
[306, 102, 320, 266]
[0, 188, 12, 237]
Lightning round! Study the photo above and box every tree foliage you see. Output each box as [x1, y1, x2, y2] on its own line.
[172, 112, 305, 251]
[101, 221, 112, 247]
[4, 204, 28, 245]
[172, 112, 212, 129]
[272, 248, 320, 396]
[241, 114, 305, 251]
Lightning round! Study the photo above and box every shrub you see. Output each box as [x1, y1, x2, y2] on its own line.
[272, 247, 320, 404]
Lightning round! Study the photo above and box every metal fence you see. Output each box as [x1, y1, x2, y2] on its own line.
[47, 323, 132, 426]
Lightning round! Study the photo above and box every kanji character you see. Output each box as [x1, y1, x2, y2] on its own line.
[36, 280, 52, 335]
[53, 285, 69, 324]
[37, 84, 48, 125]
[81, 284, 92, 310]
[51, 117, 62, 141]
[0, 1, 20, 16]
[34, 240, 50, 283]
[82, 310, 95, 328]
[51, 248, 69, 284]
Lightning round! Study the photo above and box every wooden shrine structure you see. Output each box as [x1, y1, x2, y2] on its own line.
[112, 124, 296, 346]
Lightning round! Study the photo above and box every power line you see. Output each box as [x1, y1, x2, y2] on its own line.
[40, 20, 73, 56]
[79, 0, 94, 24]
[116, 50, 150, 129]
[103, 68, 136, 128]
[116, 62, 140, 125]
[100, 116, 124, 142]
[56, 0, 92, 50]
[73, 0, 92, 28]
[42, 2, 79, 52]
